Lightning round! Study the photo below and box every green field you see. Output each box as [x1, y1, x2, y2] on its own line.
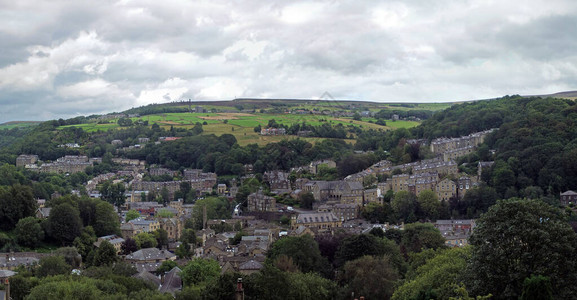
[60, 123, 119, 132]
[0, 121, 41, 130]
[378, 103, 452, 111]
[61, 111, 422, 145]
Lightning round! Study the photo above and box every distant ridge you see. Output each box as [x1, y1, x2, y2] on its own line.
[0, 121, 42, 126]
[525, 90, 577, 99]
[232, 97, 451, 104]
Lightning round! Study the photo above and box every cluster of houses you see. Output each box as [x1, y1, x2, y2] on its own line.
[18, 155, 101, 174]
[8, 128, 521, 296]
[260, 128, 286, 136]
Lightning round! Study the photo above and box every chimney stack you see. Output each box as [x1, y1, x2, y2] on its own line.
[4, 278, 9, 300]
[235, 278, 244, 300]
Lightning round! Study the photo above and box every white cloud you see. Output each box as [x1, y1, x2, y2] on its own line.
[196, 78, 246, 99]
[137, 77, 190, 105]
[1, 0, 577, 122]
[57, 79, 133, 100]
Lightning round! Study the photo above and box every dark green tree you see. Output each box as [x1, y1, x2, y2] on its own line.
[417, 190, 440, 220]
[153, 228, 169, 249]
[93, 201, 120, 236]
[37, 256, 71, 277]
[99, 181, 126, 209]
[391, 191, 417, 223]
[465, 198, 577, 299]
[0, 184, 37, 230]
[175, 242, 192, 259]
[181, 258, 220, 287]
[361, 202, 392, 224]
[299, 191, 315, 209]
[117, 117, 133, 126]
[134, 232, 157, 249]
[392, 247, 471, 300]
[15, 217, 44, 248]
[341, 255, 399, 300]
[335, 234, 403, 272]
[157, 260, 178, 273]
[73, 226, 97, 261]
[160, 186, 170, 205]
[267, 235, 331, 277]
[93, 240, 118, 266]
[47, 203, 83, 245]
[53, 247, 82, 269]
[520, 275, 554, 300]
[400, 222, 446, 255]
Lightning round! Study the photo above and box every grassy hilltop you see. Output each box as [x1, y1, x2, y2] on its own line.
[57, 99, 450, 146]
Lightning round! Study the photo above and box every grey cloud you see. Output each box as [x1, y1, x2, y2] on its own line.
[1, 0, 577, 122]
[496, 15, 577, 60]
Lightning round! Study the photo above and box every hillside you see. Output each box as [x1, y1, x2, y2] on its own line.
[0, 95, 576, 299]
[416, 95, 577, 197]
[57, 99, 440, 147]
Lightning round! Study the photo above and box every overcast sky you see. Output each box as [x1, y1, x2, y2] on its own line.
[1, 0, 576, 122]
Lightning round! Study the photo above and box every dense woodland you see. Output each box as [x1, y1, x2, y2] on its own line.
[0, 96, 575, 299]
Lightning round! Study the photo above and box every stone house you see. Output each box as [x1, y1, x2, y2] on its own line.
[290, 212, 342, 232]
[409, 179, 437, 197]
[457, 176, 476, 199]
[94, 235, 125, 254]
[35, 207, 51, 219]
[560, 190, 577, 206]
[309, 159, 337, 174]
[363, 188, 382, 205]
[121, 218, 160, 239]
[125, 248, 176, 272]
[239, 260, 264, 275]
[16, 154, 38, 167]
[318, 203, 358, 221]
[477, 161, 494, 178]
[217, 184, 227, 194]
[263, 170, 291, 191]
[160, 218, 182, 242]
[307, 180, 364, 204]
[247, 190, 276, 212]
[436, 178, 457, 201]
[149, 168, 177, 177]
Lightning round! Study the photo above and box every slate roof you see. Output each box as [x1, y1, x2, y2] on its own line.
[295, 212, 339, 224]
[159, 267, 182, 295]
[0, 270, 17, 278]
[239, 260, 263, 271]
[94, 235, 125, 247]
[36, 207, 52, 217]
[133, 262, 162, 273]
[133, 270, 161, 288]
[126, 248, 176, 261]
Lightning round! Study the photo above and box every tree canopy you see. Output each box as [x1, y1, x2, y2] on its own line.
[267, 234, 331, 277]
[465, 198, 577, 299]
[47, 203, 83, 245]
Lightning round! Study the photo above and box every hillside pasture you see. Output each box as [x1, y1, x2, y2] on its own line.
[60, 111, 419, 145]
[0, 121, 41, 130]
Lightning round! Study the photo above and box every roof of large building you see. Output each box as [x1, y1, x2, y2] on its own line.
[313, 180, 364, 191]
[159, 267, 182, 295]
[133, 270, 161, 287]
[295, 212, 339, 224]
[239, 259, 263, 271]
[125, 248, 175, 261]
